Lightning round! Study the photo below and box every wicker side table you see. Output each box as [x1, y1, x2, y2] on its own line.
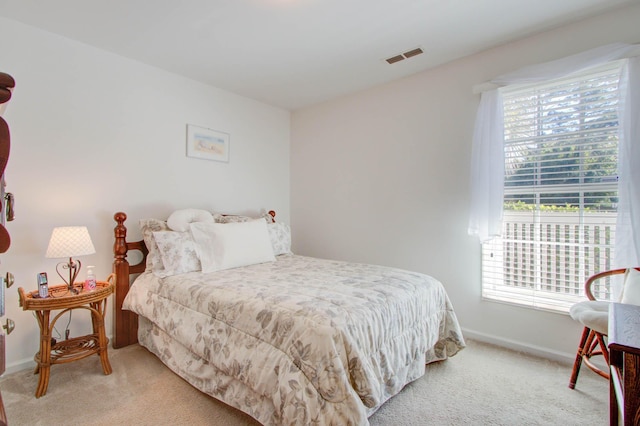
[18, 274, 115, 398]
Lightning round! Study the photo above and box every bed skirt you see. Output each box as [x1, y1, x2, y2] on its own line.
[137, 315, 461, 426]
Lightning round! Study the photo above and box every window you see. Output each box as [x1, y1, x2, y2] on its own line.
[482, 61, 623, 312]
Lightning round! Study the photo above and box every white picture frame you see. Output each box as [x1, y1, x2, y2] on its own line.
[186, 124, 230, 162]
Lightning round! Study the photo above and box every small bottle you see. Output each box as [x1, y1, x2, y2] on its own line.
[84, 266, 97, 291]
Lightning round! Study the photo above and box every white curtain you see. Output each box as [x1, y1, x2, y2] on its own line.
[467, 89, 504, 242]
[615, 56, 640, 272]
[468, 43, 640, 273]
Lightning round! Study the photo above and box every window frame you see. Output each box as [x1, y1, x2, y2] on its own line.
[481, 60, 623, 313]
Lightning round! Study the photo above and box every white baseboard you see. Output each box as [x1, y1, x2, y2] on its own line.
[5, 357, 35, 375]
[461, 327, 576, 365]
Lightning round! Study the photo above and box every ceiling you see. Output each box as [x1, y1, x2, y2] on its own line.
[0, 0, 635, 110]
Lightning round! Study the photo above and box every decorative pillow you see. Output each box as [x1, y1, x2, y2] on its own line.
[139, 218, 170, 273]
[152, 231, 201, 276]
[190, 219, 276, 273]
[267, 222, 292, 256]
[167, 208, 214, 232]
[621, 268, 640, 306]
[213, 211, 274, 224]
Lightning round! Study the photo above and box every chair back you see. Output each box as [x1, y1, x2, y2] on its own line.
[585, 267, 640, 302]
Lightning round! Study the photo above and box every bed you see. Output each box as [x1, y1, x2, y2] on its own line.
[112, 210, 465, 425]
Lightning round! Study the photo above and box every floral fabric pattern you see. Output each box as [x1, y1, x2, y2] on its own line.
[124, 255, 465, 426]
[213, 211, 274, 224]
[139, 218, 170, 273]
[152, 230, 201, 276]
[267, 222, 292, 255]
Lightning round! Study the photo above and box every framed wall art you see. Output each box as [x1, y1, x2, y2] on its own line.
[186, 124, 230, 162]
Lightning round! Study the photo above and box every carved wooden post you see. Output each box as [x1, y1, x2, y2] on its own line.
[113, 212, 137, 348]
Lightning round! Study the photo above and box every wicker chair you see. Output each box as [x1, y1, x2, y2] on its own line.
[568, 268, 631, 389]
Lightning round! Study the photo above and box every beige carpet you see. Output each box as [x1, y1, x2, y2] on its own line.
[0, 339, 608, 425]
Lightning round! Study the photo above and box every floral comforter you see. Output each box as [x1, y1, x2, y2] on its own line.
[123, 255, 465, 425]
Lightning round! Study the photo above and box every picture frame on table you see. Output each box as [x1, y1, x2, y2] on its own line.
[186, 124, 230, 162]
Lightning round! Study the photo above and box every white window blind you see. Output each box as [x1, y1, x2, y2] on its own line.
[482, 61, 622, 313]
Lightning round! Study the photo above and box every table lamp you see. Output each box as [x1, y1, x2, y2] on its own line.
[45, 226, 95, 293]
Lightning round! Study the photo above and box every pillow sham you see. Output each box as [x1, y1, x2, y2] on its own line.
[213, 213, 252, 224]
[139, 218, 170, 273]
[213, 211, 274, 224]
[621, 268, 640, 306]
[267, 222, 292, 256]
[190, 219, 276, 273]
[167, 208, 214, 232]
[152, 231, 201, 276]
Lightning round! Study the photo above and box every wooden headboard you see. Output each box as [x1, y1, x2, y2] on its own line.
[112, 212, 147, 348]
[112, 210, 277, 348]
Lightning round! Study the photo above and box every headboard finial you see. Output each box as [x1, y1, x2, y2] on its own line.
[114, 212, 128, 259]
[114, 211, 127, 226]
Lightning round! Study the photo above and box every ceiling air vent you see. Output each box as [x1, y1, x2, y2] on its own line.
[386, 55, 405, 64]
[403, 48, 423, 58]
[385, 47, 424, 64]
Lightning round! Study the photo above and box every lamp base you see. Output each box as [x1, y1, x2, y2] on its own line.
[55, 258, 82, 294]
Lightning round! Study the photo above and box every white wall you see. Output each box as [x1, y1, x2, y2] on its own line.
[0, 18, 290, 372]
[291, 3, 640, 361]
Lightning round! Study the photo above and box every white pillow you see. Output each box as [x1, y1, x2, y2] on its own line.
[167, 209, 214, 232]
[152, 231, 201, 277]
[190, 219, 276, 273]
[267, 222, 292, 255]
[622, 268, 640, 306]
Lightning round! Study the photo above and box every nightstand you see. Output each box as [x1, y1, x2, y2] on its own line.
[18, 274, 114, 398]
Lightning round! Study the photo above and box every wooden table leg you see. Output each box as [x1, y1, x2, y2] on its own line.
[34, 310, 51, 398]
[91, 301, 112, 375]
